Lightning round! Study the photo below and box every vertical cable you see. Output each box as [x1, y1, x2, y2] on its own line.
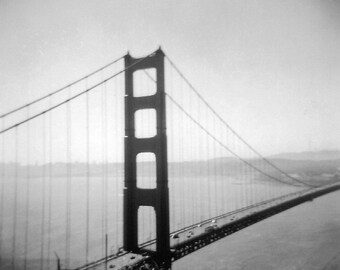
[235, 133, 241, 210]
[213, 116, 218, 217]
[105, 234, 108, 270]
[101, 75, 108, 261]
[167, 64, 172, 232]
[197, 102, 202, 222]
[65, 86, 72, 268]
[250, 159, 254, 205]
[114, 75, 120, 252]
[101, 75, 105, 252]
[47, 98, 53, 270]
[222, 125, 227, 212]
[171, 66, 177, 231]
[189, 90, 194, 225]
[245, 152, 249, 206]
[218, 126, 223, 215]
[242, 153, 247, 208]
[180, 79, 186, 227]
[114, 75, 119, 252]
[11, 127, 18, 269]
[167, 63, 175, 232]
[23, 107, 30, 270]
[40, 114, 46, 270]
[206, 112, 212, 218]
[0, 119, 5, 264]
[197, 99, 203, 220]
[85, 77, 90, 264]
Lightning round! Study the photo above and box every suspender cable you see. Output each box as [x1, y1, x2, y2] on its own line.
[235, 134, 241, 209]
[47, 98, 53, 270]
[167, 68, 176, 231]
[85, 78, 90, 265]
[207, 116, 212, 219]
[101, 75, 108, 261]
[40, 114, 47, 270]
[0, 119, 4, 263]
[114, 75, 119, 252]
[199, 109, 204, 222]
[213, 116, 218, 217]
[245, 155, 250, 206]
[222, 125, 227, 211]
[12, 128, 18, 269]
[219, 126, 224, 214]
[189, 84, 195, 224]
[190, 108, 196, 224]
[23, 107, 30, 270]
[65, 87, 72, 268]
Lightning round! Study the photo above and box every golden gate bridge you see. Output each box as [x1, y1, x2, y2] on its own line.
[0, 48, 339, 270]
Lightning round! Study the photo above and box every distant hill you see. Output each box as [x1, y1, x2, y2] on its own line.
[268, 150, 340, 161]
[1, 150, 339, 186]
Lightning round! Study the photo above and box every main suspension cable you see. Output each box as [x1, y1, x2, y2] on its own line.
[0, 56, 124, 119]
[166, 93, 311, 187]
[164, 54, 313, 188]
[0, 50, 158, 135]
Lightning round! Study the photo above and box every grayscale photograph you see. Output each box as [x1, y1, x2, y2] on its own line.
[0, 1, 339, 269]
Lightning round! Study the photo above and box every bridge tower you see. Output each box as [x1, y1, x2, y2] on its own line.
[124, 49, 171, 268]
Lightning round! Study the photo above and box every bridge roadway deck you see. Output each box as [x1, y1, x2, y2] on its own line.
[74, 182, 340, 270]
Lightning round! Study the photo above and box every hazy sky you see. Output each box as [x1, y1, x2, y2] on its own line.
[1, 0, 340, 157]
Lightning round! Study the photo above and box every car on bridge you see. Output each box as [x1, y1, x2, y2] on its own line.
[171, 233, 179, 239]
[204, 224, 218, 233]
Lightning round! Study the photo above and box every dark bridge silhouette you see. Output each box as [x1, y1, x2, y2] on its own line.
[0, 48, 339, 270]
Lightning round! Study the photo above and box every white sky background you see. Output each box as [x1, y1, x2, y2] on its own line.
[1, 0, 340, 159]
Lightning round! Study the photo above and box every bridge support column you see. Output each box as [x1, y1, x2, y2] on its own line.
[124, 49, 171, 269]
